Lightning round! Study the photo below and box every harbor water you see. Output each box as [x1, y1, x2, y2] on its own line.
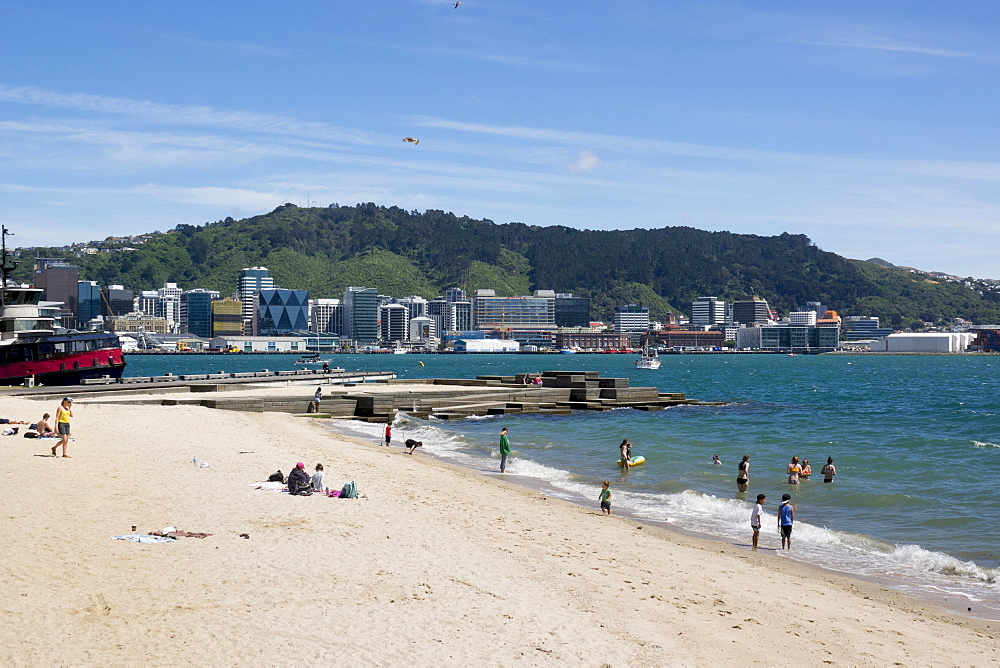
[125, 352, 1000, 617]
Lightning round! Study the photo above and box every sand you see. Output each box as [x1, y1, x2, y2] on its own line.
[0, 393, 997, 666]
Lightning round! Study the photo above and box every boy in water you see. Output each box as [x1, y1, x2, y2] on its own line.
[778, 493, 794, 549]
[599, 481, 611, 516]
[750, 493, 765, 548]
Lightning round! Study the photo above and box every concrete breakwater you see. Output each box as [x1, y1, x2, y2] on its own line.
[10, 370, 722, 422]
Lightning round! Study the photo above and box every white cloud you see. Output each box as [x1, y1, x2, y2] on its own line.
[569, 150, 600, 173]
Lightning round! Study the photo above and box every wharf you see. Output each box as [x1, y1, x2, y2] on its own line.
[5, 370, 722, 423]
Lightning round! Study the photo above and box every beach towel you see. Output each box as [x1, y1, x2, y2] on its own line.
[249, 481, 288, 492]
[111, 535, 174, 544]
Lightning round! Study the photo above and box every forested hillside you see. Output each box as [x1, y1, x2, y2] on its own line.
[17, 203, 1000, 326]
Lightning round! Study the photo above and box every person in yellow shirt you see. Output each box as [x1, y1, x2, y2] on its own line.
[53, 397, 73, 457]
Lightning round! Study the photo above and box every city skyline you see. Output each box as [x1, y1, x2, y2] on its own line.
[3, 2, 998, 278]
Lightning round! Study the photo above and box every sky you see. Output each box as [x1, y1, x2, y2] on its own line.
[2, 1, 998, 278]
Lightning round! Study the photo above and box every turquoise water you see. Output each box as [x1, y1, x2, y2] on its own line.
[125, 352, 1000, 614]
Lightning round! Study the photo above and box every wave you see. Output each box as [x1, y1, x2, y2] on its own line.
[973, 440, 1000, 449]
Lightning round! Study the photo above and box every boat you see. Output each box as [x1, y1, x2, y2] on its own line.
[634, 347, 661, 369]
[392, 345, 408, 354]
[0, 228, 126, 386]
[294, 353, 333, 365]
[559, 347, 577, 354]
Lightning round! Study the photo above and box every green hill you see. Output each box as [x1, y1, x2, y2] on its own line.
[17, 203, 1000, 327]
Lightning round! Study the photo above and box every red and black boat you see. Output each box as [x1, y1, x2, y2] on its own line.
[0, 228, 126, 386]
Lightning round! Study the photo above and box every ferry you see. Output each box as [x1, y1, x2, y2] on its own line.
[0, 228, 126, 385]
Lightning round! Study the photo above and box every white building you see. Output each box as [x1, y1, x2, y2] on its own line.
[690, 297, 727, 326]
[310, 298, 341, 334]
[409, 315, 436, 341]
[237, 267, 274, 334]
[208, 335, 308, 352]
[868, 333, 975, 353]
[789, 311, 818, 326]
[454, 338, 520, 352]
[614, 304, 650, 332]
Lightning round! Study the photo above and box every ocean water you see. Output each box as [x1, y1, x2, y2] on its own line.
[125, 352, 1000, 616]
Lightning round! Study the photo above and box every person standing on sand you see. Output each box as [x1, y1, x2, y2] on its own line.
[750, 493, 766, 549]
[822, 457, 837, 483]
[499, 427, 511, 473]
[312, 387, 322, 413]
[53, 397, 73, 457]
[384, 421, 392, 447]
[599, 481, 612, 515]
[778, 493, 794, 549]
[736, 455, 750, 493]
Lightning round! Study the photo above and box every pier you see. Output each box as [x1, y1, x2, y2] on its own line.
[5, 370, 721, 422]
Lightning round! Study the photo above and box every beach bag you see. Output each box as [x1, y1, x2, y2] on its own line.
[23, 431, 38, 438]
[268, 470, 284, 483]
[339, 481, 358, 499]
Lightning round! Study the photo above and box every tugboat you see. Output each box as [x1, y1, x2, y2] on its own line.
[634, 346, 661, 369]
[0, 227, 126, 386]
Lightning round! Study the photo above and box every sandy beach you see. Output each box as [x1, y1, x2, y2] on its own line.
[1, 392, 997, 666]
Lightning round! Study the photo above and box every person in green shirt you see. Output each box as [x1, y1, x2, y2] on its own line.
[499, 427, 511, 473]
[599, 480, 611, 515]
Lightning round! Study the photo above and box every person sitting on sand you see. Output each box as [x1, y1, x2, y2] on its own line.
[35, 413, 55, 437]
[405, 438, 423, 455]
[287, 462, 311, 495]
[310, 463, 325, 493]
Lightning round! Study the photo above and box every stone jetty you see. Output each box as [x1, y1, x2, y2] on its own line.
[8, 370, 721, 423]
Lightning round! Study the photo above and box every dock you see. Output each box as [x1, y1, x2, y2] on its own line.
[5, 370, 722, 422]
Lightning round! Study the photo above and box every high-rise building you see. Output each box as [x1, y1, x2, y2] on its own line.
[255, 289, 309, 336]
[452, 301, 472, 332]
[77, 281, 102, 329]
[445, 287, 467, 303]
[409, 316, 436, 341]
[102, 285, 134, 319]
[398, 295, 428, 320]
[343, 286, 379, 342]
[181, 289, 216, 337]
[732, 297, 773, 326]
[614, 304, 650, 332]
[310, 298, 342, 334]
[554, 294, 591, 328]
[379, 303, 409, 342]
[690, 296, 727, 327]
[157, 282, 183, 331]
[138, 290, 159, 316]
[34, 258, 79, 324]
[238, 267, 274, 334]
[211, 298, 242, 337]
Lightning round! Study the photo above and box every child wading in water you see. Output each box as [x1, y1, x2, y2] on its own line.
[599, 481, 612, 515]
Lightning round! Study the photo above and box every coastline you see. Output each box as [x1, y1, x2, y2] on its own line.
[1, 394, 997, 665]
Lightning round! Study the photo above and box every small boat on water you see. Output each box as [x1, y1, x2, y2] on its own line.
[635, 347, 661, 369]
[559, 347, 577, 354]
[295, 353, 333, 365]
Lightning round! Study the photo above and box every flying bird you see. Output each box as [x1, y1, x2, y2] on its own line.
[403, 137, 420, 145]
[454, 2, 461, 7]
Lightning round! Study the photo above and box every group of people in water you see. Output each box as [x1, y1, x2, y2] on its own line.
[732, 454, 837, 491]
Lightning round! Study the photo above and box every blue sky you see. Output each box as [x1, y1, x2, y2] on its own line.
[2, 1, 998, 277]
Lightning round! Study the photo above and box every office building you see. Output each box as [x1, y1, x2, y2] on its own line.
[310, 298, 342, 334]
[690, 297, 727, 327]
[343, 286, 379, 342]
[34, 258, 79, 324]
[379, 303, 409, 342]
[789, 311, 817, 326]
[444, 287, 467, 303]
[843, 316, 894, 340]
[108, 312, 170, 334]
[737, 325, 840, 351]
[181, 289, 216, 338]
[157, 282, 183, 329]
[472, 290, 557, 344]
[211, 298, 243, 337]
[409, 316, 436, 341]
[255, 289, 309, 336]
[77, 281, 102, 329]
[238, 267, 274, 334]
[102, 285, 135, 319]
[614, 304, 650, 332]
[554, 294, 591, 328]
[398, 296, 428, 320]
[732, 297, 773, 326]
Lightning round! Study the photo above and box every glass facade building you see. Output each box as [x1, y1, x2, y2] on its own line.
[554, 295, 591, 328]
[181, 289, 215, 338]
[256, 289, 309, 336]
[77, 281, 102, 328]
[211, 298, 243, 337]
[343, 287, 379, 342]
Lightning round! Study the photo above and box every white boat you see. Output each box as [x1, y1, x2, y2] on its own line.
[295, 354, 333, 365]
[635, 348, 661, 369]
[392, 346, 408, 354]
